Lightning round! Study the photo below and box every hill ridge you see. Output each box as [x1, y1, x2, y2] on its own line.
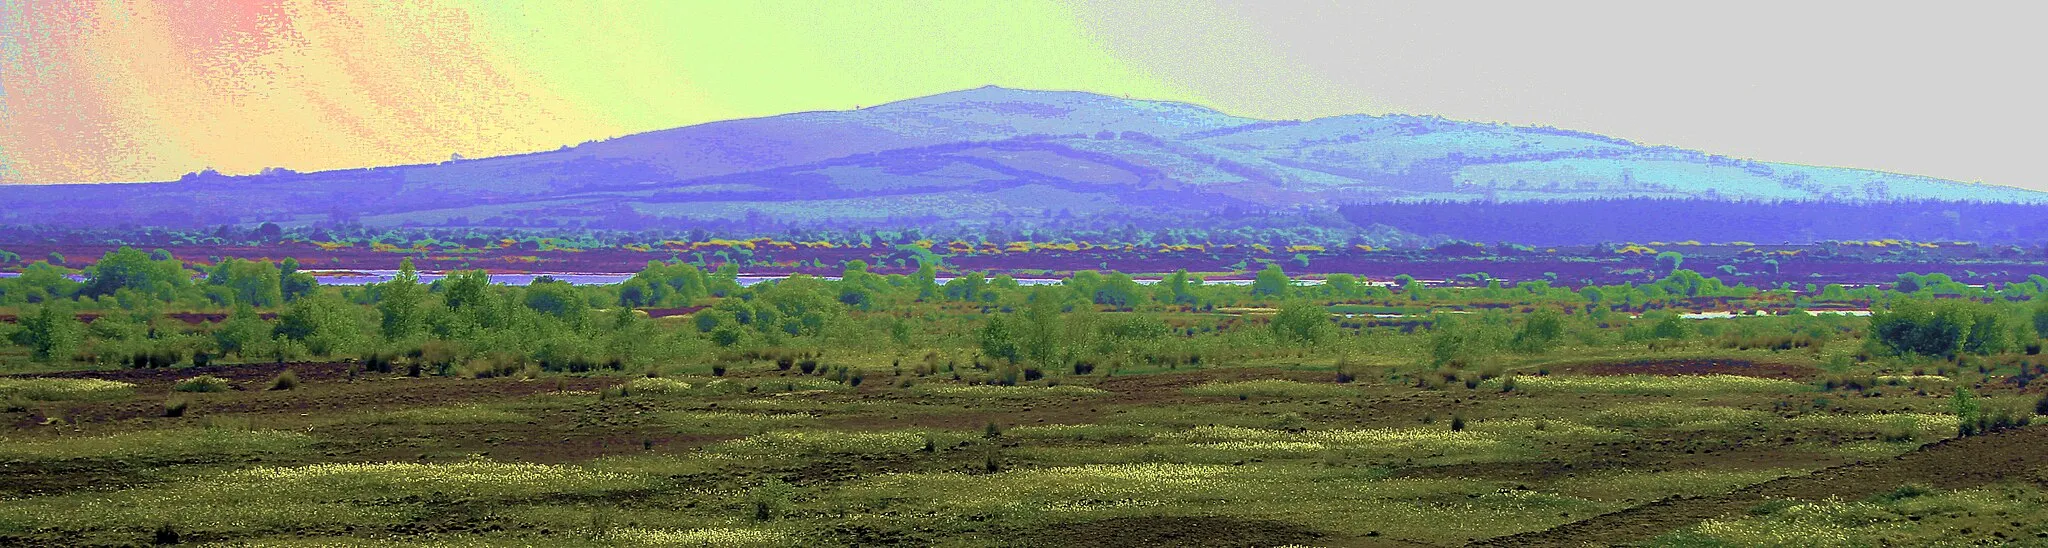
[0, 86, 2040, 243]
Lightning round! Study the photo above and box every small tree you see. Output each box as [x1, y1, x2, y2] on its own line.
[1953, 387, 1982, 436]
[1429, 315, 1488, 367]
[1270, 299, 1330, 346]
[1510, 308, 1566, 353]
[376, 258, 424, 339]
[9, 304, 83, 361]
[978, 315, 1021, 364]
[913, 258, 938, 301]
[2033, 297, 2048, 340]
[1655, 251, 1684, 272]
[1251, 264, 1291, 298]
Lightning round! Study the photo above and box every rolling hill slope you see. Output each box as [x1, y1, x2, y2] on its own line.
[1, 86, 2039, 243]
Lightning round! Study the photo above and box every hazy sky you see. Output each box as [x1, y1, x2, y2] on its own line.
[3, 1, 2039, 191]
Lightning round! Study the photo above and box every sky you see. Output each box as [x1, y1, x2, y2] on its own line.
[1, 1, 2039, 191]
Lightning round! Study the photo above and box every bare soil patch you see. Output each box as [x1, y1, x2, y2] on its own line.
[1017, 515, 1326, 548]
[1549, 358, 1819, 379]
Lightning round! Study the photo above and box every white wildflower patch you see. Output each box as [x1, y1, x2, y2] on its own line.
[1875, 374, 1949, 383]
[746, 378, 851, 395]
[1160, 425, 1504, 456]
[604, 526, 790, 547]
[223, 461, 653, 498]
[1587, 403, 1771, 430]
[704, 431, 926, 458]
[1040, 498, 1167, 513]
[0, 428, 313, 460]
[0, 377, 136, 401]
[1687, 499, 1904, 545]
[1781, 413, 1955, 435]
[1503, 374, 1810, 396]
[855, 463, 1249, 511]
[627, 377, 694, 394]
[1005, 423, 1155, 441]
[1193, 440, 1328, 453]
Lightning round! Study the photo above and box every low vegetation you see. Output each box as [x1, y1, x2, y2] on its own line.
[2, 247, 2046, 544]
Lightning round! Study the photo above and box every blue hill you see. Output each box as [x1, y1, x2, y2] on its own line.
[0, 86, 2039, 242]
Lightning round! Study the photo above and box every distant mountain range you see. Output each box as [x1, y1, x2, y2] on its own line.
[2, 86, 2042, 243]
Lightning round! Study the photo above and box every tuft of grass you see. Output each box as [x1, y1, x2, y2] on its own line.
[163, 398, 189, 417]
[173, 375, 233, 393]
[268, 370, 300, 391]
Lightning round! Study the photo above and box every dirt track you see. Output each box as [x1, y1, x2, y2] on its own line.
[1475, 425, 2048, 547]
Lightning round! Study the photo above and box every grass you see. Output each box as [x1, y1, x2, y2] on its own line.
[0, 337, 2036, 545]
[1554, 469, 1803, 503]
[702, 430, 948, 459]
[1183, 379, 1357, 399]
[0, 460, 660, 543]
[626, 376, 693, 394]
[909, 384, 1109, 399]
[657, 410, 814, 434]
[600, 527, 791, 547]
[838, 463, 1605, 542]
[1587, 403, 1771, 430]
[0, 428, 314, 461]
[223, 460, 654, 498]
[0, 377, 136, 401]
[1494, 374, 1813, 396]
[1653, 485, 2048, 547]
[367, 404, 532, 425]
